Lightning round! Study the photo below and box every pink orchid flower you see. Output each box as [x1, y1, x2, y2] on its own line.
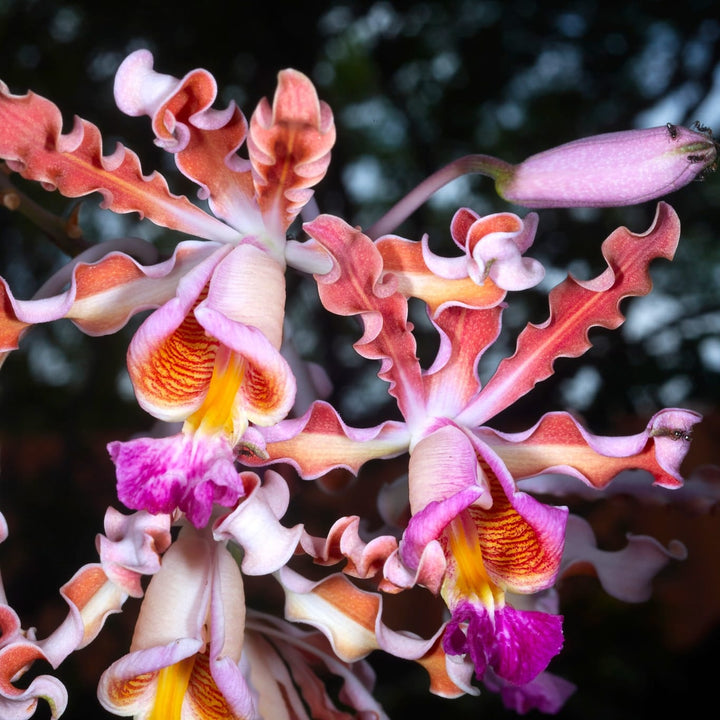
[99, 470, 303, 720]
[0, 51, 335, 526]
[243, 201, 699, 708]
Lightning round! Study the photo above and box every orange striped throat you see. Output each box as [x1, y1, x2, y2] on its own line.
[443, 513, 504, 615]
[184, 345, 247, 445]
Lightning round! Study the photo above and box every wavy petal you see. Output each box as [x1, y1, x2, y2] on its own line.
[0, 634, 67, 720]
[42, 564, 126, 664]
[480, 408, 702, 490]
[376, 234, 506, 315]
[443, 601, 563, 685]
[213, 470, 303, 575]
[246, 401, 410, 478]
[96, 507, 172, 597]
[109, 432, 243, 528]
[114, 49, 258, 233]
[248, 69, 335, 241]
[561, 514, 687, 602]
[298, 515, 398, 581]
[0, 240, 221, 358]
[279, 568, 437, 664]
[450, 209, 543, 290]
[0, 80, 235, 242]
[307, 215, 425, 422]
[458, 202, 681, 426]
[422, 305, 502, 417]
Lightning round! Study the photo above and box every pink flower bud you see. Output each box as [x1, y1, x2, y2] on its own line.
[495, 124, 717, 208]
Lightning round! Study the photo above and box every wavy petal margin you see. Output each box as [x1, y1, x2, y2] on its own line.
[0, 240, 222, 363]
[213, 470, 304, 575]
[422, 305, 502, 418]
[560, 514, 687, 603]
[96, 507, 172, 597]
[307, 214, 426, 422]
[246, 400, 410, 478]
[458, 202, 681, 427]
[114, 49, 258, 234]
[248, 69, 335, 241]
[0, 80, 235, 242]
[279, 568, 472, 699]
[480, 408, 702, 490]
[376, 234, 506, 315]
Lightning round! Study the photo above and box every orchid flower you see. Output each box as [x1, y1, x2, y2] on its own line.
[0, 50, 335, 526]
[244, 201, 700, 709]
[97, 470, 353, 720]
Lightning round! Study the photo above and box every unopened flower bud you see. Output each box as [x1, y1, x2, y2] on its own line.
[495, 124, 717, 208]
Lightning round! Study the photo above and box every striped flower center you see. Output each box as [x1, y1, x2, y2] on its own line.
[185, 345, 246, 442]
[445, 513, 503, 613]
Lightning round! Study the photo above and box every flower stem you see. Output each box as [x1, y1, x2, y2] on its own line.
[366, 154, 513, 239]
[1, 162, 91, 256]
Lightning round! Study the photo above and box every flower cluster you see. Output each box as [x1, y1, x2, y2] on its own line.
[0, 50, 716, 718]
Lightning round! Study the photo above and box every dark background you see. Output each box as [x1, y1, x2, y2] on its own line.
[1, 0, 719, 717]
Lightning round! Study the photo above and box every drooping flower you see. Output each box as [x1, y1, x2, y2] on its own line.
[98, 524, 254, 719]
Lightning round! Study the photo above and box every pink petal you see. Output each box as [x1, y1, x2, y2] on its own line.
[307, 214, 426, 422]
[376, 233, 506, 315]
[452, 209, 543, 291]
[0, 240, 221, 359]
[247, 400, 410, 479]
[213, 470, 303, 575]
[465, 435, 568, 594]
[481, 408, 702, 490]
[484, 669, 576, 714]
[114, 49, 259, 234]
[423, 305, 502, 417]
[194, 305, 296, 427]
[443, 602, 563, 686]
[0, 78, 235, 242]
[96, 507, 172, 597]
[561, 514, 687, 603]
[204, 243, 286, 349]
[407, 424, 488, 516]
[459, 203, 681, 426]
[248, 69, 335, 238]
